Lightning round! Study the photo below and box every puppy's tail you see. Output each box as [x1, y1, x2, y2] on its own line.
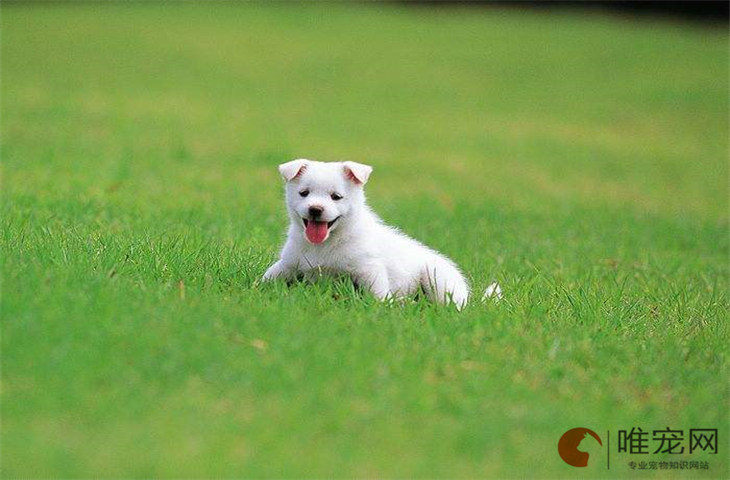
[421, 256, 470, 310]
[482, 281, 503, 302]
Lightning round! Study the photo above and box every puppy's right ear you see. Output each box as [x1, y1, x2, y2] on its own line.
[278, 159, 308, 181]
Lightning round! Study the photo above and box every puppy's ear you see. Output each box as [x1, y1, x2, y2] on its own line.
[278, 159, 308, 181]
[343, 161, 373, 185]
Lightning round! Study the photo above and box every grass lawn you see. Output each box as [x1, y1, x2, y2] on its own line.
[1, 3, 728, 478]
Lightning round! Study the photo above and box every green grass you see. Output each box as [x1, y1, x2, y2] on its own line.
[1, 3, 728, 478]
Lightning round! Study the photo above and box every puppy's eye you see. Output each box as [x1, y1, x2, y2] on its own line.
[299, 190, 309, 197]
[331, 193, 343, 201]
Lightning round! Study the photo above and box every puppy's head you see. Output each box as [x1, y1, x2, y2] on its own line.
[278, 159, 372, 244]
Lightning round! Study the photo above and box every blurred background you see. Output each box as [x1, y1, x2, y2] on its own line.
[422, 1, 729, 23]
[3, 0, 727, 221]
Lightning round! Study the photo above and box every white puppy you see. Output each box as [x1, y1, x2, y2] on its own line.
[262, 159, 471, 308]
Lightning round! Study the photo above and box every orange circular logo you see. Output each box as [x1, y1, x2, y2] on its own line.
[558, 427, 603, 467]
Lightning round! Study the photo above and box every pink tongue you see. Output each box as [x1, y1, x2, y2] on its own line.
[305, 221, 329, 244]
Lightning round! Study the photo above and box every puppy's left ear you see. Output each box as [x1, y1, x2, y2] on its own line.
[278, 159, 308, 181]
[343, 161, 373, 185]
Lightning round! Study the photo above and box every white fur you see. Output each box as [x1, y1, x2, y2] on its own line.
[262, 159, 472, 309]
[482, 281, 503, 302]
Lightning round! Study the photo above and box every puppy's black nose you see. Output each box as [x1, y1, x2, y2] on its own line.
[308, 206, 324, 218]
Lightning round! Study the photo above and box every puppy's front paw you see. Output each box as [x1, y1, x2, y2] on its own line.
[261, 263, 281, 282]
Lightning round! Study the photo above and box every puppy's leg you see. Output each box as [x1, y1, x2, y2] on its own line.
[262, 260, 295, 282]
[353, 263, 392, 301]
[262, 237, 300, 282]
[421, 257, 470, 310]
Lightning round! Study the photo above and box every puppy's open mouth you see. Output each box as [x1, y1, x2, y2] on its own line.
[302, 217, 339, 244]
